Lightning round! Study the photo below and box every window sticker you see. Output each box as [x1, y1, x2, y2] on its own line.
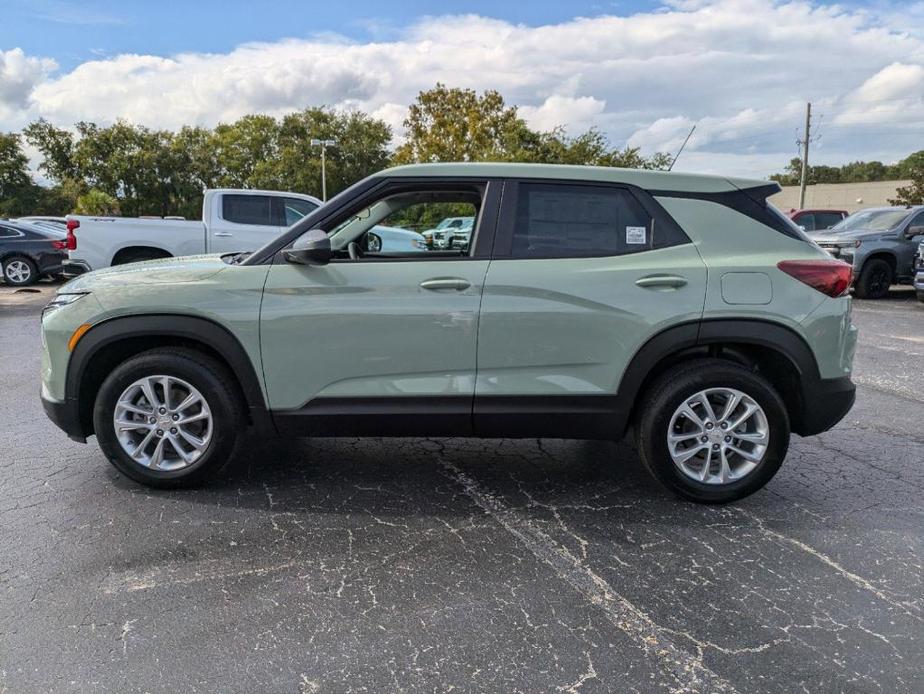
[626, 226, 647, 244]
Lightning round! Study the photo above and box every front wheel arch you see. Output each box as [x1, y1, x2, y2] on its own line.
[67, 315, 269, 437]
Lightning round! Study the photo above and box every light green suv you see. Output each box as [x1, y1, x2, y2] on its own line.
[41, 163, 858, 502]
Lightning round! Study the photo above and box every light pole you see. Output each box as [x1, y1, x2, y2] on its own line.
[310, 138, 338, 201]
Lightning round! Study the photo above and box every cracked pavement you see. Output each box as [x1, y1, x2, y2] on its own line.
[1, 282, 922, 692]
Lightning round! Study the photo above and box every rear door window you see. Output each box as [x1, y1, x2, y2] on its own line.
[509, 183, 653, 258]
[222, 195, 275, 226]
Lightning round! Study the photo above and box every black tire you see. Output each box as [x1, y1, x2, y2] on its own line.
[2, 255, 38, 286]
[93, 348, 244, 488]
[854, 258, 892, 299]
[635, 359, 790, 504]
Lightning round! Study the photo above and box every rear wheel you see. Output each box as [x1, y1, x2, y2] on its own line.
[635, 359, 790, 503]
[854, 258, 892, 299]
[3, 256, 38, 286]
[93, 348, 243, 488]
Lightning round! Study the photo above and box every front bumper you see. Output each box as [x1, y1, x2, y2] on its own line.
[815, 244, 858, 275]
[796, 376, 856, 436]
[41, 392, 87, 443]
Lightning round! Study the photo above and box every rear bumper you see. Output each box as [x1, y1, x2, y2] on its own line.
[37, 253, 67, 277]
[795, 376, 856, 436]
[62, 260, 92, 277]
[41, 392, 87, 443]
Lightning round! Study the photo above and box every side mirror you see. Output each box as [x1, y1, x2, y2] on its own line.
[283, 229, 331, 266]
[366, 232, 382, 253]
[906, 225, 924, 239]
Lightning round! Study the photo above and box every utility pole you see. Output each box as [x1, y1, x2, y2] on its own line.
[310, 138, 338, 201]
[798, 102, 811, 209]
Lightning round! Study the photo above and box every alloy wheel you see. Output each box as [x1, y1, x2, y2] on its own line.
[4, 260, 31, 284]
[667, 387, 769, 485]
[113, 375, 213, 471]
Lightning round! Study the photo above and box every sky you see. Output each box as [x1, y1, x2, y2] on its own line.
[1, 0, 923, 179]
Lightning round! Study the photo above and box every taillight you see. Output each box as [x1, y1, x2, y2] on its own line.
[65, 218, 79, 251]
[51, 239, 67, 250]
[777, 259, 852, 297]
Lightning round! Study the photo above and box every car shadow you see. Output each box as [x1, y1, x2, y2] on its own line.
[132, 434, 672, 517]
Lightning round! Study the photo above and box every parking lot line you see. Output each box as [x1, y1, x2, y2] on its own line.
[438, 458, 739, 694]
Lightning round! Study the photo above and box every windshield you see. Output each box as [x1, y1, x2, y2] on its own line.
[831, 209, 911, 232]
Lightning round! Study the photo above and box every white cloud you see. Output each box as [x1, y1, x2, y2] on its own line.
[3, 1, 924, 177]
[520, 96, 608, 133]
[0, 48, 56, 113]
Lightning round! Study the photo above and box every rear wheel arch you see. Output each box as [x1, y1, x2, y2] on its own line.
[620, 319, 819, 436]
[67, 315, 269, 436]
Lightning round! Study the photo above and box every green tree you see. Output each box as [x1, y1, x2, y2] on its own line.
[259, 108, 392, 197]
[75, 189, 120, 215]
[394, 84, 523, 164]
[0, 132, 33, 212]
[394, 85, 670, 169]
[889, 155, 924, 205]
[22, 118, 79, 183]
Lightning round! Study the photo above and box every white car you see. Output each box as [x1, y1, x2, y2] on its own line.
[64, 189, 322, 274]
[365, 225, 427, 253]
[421, 216, 475, 249]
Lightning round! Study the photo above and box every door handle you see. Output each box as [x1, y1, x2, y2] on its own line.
[420, 278, 471, 291]
[635, 274, 688, 289]
[214, 232, 233, 237]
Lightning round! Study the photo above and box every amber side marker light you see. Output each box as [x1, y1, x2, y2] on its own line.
[67, 323, 92, 352]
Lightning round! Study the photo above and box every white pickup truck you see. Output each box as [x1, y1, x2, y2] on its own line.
[64, 188, 322, 273]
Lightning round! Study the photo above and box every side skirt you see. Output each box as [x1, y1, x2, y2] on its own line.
[272, 395, 628, 440]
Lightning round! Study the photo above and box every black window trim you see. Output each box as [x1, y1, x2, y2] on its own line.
[648, 183, 807, 241]
[491, 178, 691, 260]
[268, 176, 504, 265]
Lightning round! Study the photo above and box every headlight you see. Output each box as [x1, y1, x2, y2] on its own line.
[44, 292, 88, 314]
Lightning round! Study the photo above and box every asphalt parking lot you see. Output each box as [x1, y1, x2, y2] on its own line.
[1, 281, 922, 693]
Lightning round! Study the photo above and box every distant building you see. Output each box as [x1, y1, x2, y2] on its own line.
[769, 180, 912, 213]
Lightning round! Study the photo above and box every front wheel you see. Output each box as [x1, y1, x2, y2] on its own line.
[635, 359, 790, 503]
[854, 258, 892, 299]
[93, 348, 244, 488]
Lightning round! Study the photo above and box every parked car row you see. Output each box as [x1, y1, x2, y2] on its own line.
[0, 219, 68, 286]
[915, 237, 924, 303]
[808, 205, 924, 299]
[6, 189, 923, 307]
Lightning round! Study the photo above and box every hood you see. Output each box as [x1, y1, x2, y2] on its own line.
[63, 254, 228, 292]
[808, 228, 885, 242]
